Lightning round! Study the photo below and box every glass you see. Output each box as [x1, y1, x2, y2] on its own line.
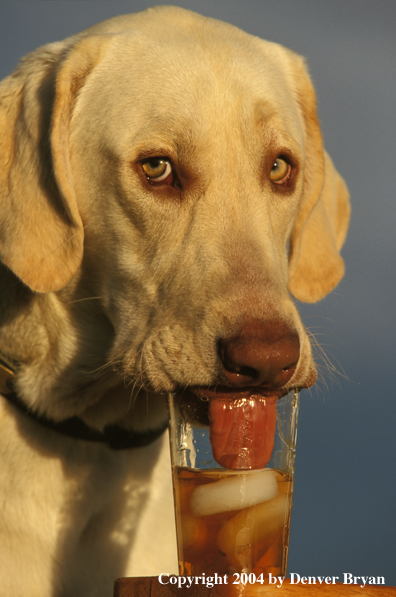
[168, 390, 299, 578]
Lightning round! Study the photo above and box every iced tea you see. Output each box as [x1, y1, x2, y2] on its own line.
[172, 466, 293, 577]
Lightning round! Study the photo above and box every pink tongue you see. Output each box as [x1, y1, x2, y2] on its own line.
[209, 396, 277, 470]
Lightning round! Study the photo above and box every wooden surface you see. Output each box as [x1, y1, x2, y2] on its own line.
[114, 577, 396, 597]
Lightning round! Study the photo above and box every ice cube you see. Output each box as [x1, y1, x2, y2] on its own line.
[180, 513, 208, 551]
[216, 491, 289, 557]
[190, 470, 278, 517]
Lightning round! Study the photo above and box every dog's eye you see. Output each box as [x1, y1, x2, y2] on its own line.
[270, 157, 291, 185]
[142, 158, 173, 183]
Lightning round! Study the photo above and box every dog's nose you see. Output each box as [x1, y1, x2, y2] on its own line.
[218, 320, 300, 390]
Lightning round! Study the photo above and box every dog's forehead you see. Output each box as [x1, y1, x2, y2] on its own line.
[102, 16, 296, 106]
[73, 15, 304, 157]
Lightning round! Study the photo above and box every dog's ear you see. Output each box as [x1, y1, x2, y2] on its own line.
[0, 35, 107, 292]
[287, 55, 351, 303]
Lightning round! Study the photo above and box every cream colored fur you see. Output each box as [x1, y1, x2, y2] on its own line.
[0, 6, 350, 596]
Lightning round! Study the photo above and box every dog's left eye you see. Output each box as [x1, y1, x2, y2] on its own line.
[270, 157, 292, 185]
[142, 158, 173, 183]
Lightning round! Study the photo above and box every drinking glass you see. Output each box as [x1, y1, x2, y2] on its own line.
[168, 390, 299, 578]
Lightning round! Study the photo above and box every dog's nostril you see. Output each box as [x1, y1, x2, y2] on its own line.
[238, 365, 257, 378]
[224, 361, 257, 380]
[219, 347, 254, 378]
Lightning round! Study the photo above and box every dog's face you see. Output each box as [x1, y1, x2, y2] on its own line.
[0, 7, 350, 430]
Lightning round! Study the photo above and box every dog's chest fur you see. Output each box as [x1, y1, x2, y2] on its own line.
[0, 397, 177, 595]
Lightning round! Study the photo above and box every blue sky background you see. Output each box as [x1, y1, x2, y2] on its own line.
[1, 0, 395, 585]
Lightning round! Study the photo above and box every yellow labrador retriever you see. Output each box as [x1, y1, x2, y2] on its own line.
[0, 6, 350, 596]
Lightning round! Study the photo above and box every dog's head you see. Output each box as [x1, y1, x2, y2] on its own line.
[0, 7, 350, 430]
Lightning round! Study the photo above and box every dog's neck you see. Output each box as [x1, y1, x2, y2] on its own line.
[0, 353, 167, 449]
[1, 263, 169, 440]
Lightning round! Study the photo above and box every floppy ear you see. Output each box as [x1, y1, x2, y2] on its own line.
[287, 55, 351, 303]
[0, 35, 107, 293]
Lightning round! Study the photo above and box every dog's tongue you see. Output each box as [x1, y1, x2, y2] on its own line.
[208, 396, 277, 470]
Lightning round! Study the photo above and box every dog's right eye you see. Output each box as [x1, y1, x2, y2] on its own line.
[141, 158, 173, 184]
[270, 157, 292, 185]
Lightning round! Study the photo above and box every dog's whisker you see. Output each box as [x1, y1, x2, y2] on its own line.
[305, 329, 350, 396]
[65, 296, 103, 306]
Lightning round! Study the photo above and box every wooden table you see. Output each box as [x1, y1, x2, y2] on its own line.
[114, 577, 396, 596]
